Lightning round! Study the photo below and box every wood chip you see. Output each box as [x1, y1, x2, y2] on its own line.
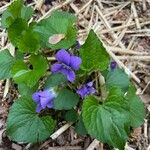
[48, 146, 82, 150]
[12, 143, 22, 150]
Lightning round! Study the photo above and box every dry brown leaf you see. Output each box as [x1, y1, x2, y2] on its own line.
[48, 34, 65, 45]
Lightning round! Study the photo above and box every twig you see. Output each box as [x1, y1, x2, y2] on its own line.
[69, 3, 89, 25]
[87, 3, 95, 32]
[50, 123, 73, 140]
[35, 0, 44, 10]
[140, 81, 150, 94]
[26, 123, 73, 149]
[37, 0, 74, 22]
[143, 0, 147, 11]
[144, 119, 149, 148]
[127, 37, 136, 50]
[1, 30, 6, 47]
[115, 143, 135, 150]
[104, 3, 125, 13]
[147, 104, 150, 112]
[125, 144, 135, 150]
[86, 139, 99, 150]
[125, 29, 150, 33]
[100, 20, 150, 34]
[48, 146, 82, 150]
[47, 57, 56, 61]
[2, 79, 10, 101]
[107, 46, 149, 55]
[76, 0, 93, 15]
[144, 119, 148, 139]
[130, 34, 150, 37]
[0, 32, 7, 38]
[113, 14, 133, 46]
[99, 38, 141, 83]
[117, 56, 150, 61]
[96, 0, 104, 10]
[147, 144, 150, 150]
[131, 2, 141, 29]
[0, 1, 12, 14]
[95, 5, 126, 49]
[83, 4, 90, 16]
[101, 0, 124, 4]
[108, 1, 131, 19]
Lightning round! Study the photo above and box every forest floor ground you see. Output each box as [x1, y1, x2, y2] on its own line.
[0, 0, 150, 150]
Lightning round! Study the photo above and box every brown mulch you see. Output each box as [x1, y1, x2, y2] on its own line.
[0, 0, 150, 150]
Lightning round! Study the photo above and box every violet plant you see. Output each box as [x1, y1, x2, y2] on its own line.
[0, 0, 146, 149]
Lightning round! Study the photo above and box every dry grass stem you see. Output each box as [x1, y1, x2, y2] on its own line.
[131, 2, 141, 29]
[38, 0, 74, 22]
[50, 123, 73, 140]
[86, 139, 99, 150]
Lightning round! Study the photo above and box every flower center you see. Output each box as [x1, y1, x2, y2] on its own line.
[62, 63, 72, 70]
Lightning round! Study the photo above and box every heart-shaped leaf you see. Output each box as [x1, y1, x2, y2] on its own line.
[34, 11, 77, 49]
[82, 93, 130, 150]
[6, 96, 56, 143]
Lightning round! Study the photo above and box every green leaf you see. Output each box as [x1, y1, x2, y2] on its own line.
[21, 6, 33, 21]
[8, 18, 28, 46]
[54, 89, 79, 110]
[44, 73, 67, 89]
[79, 30, 110, 71]
[82, 94, 130, 150]
[0, 49, 15, 80]
[6, 96, 56, 143]
[18, 83, 38, 96]
[1, 0, 23, 28]
[12, 55, 48, 87]
[34, 11, 77, 49]
[126, 84, 146, 127]
[17, 28, 40, 53]
[8, 19, 40, 53]
[75, 115, 87, 136]
[106, 68, 130, 92]
[2, 0, 38, 53]
[1, 11, 14, 28]
[64, 109, 78, 122]
[1, 0, 33, 28]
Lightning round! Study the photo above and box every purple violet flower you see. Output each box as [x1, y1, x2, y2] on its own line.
[51, 49, 82, 82]
[77, 82, 96, 99]
[110, 61, 117, 70]
[32, 89, 56, 113]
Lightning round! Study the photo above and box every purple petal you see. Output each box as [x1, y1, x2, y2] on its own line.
[87, 82, 93, 87]
[89, 87, 96, 94]
[32, 92, 40, 103]
[77, 86, 88, 98]
[36, 104, 43, 113]
[60, 68, 75, 82]
[67, 70, 76, 82]
[70, 56, 82, 70]
[55, 49, 70, 65]
[110, 61, 117, 70]
[47, 100, 54, 108]
[40, 97, 50, 109]
[39, 90, 51, 98]
[51, 63, 63, 73]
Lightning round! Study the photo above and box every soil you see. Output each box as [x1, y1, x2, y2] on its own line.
[0, 0, 150, 150]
